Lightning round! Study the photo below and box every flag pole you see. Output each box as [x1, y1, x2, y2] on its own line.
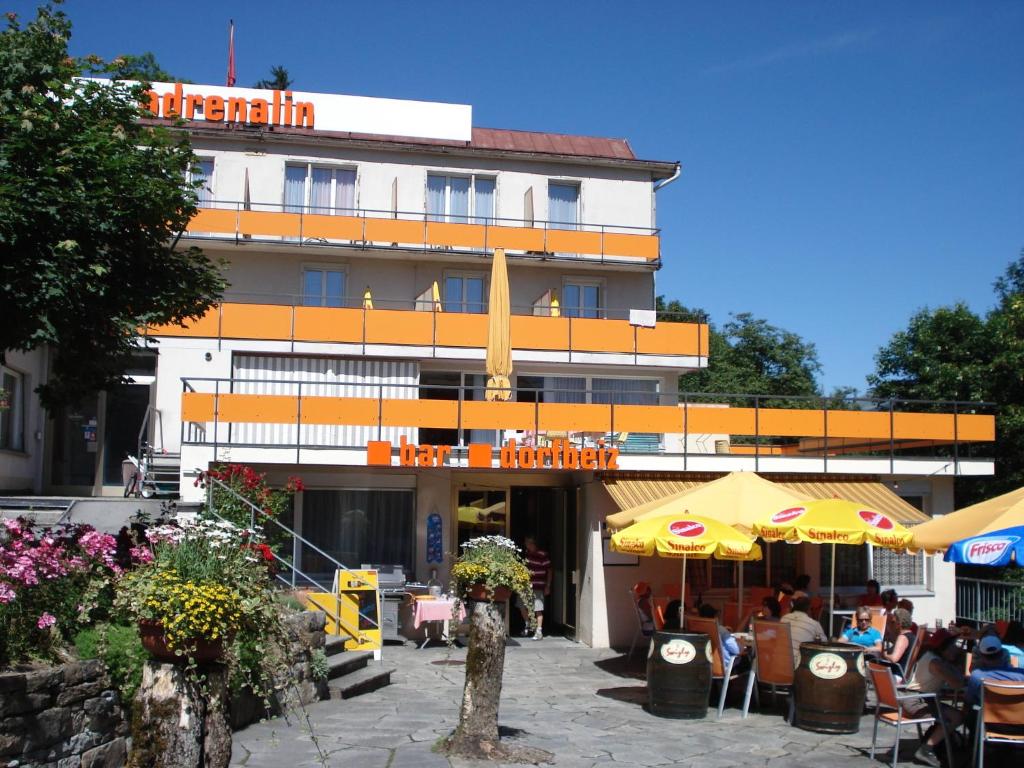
[226, 20, 236, 87]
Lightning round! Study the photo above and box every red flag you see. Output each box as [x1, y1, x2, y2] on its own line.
[226, 20, 236, 87]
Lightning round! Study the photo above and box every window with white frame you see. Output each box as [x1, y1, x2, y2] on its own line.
[561, 279, 602, 318]
[285, 164, 356, 214]
[444, 272, 486, 314]
[427, 173, 495, 223]
[0, 366, 25, 452]
[302, 266, 346, 307]
[548, 181, 579, 230]
[190, 158, 214, 208]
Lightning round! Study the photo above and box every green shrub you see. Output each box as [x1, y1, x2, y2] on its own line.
[74, 623, 147, 705]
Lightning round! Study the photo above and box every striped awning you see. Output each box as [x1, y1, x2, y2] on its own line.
[599, 473, 929, 526]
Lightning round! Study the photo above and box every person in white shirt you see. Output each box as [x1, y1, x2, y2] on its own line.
[780, 596, 827, 667]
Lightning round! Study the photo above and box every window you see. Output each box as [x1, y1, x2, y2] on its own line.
[0, 367, 24, 452]
[548, 181, 579, 230]
[302, 267, 346, 307]
[516, 376, 586, 404]
[285, 164, 356, 214]
[427, 173, 495, 223]
[190, 159, 214, 207]
[872, 547, 928, 590]
[562, 280, 601, 318]
[444, 273, 486, 314]
[591, 378, 658, 405]
[821, 545, 868, 588]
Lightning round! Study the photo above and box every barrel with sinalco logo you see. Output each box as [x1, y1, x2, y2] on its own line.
[646, 631, 712, 719]
[793, 641, 867, 734]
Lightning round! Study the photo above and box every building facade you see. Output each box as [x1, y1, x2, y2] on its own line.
[2, 82, 996, 647]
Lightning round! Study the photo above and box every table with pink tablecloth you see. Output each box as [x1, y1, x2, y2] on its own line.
[412, 598, 465, 647]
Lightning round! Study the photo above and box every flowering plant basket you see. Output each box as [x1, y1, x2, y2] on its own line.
[450, 536, 532, 608]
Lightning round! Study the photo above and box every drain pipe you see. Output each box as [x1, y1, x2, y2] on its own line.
[650, 162, 681, 232]
[653, 162, 682, 192]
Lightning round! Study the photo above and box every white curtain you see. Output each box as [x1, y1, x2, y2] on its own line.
[194, 160, 214, 207]
[449, 177, 470, 222]
[592, 378, 658, 405]
[543, 376, 586, 404]
[284, 165, 306, 212]
[427, 174, 446, 222]
[335, 169, 356, 214]
[310, 168, 331, 213]
[474, 178, 495, 223]
[548, 182, 578, 230]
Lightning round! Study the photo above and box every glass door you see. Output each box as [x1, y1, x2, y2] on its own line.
[456, 489, 508, 549]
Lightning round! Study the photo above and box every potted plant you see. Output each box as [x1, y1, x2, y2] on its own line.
[449, 535, 532, 606]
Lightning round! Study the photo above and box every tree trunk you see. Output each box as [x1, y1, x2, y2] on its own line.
[447, 599, 506, 755]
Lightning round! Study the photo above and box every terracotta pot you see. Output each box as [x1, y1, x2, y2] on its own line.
[467, 583, 512, 602]
[138, 620, 227, 664]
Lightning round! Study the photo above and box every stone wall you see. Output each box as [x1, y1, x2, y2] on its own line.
[0, 659, 128, 768]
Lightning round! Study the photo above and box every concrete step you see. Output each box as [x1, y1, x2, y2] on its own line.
[326, 650, 371, 679]
[324, 635, 346, 657]
[328, 665, 394, 700]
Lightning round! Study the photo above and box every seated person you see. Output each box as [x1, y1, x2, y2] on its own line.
[792, 574, 812, 599]
[965, 635, 1024, 707]
[903, 630, 966, 768]
[878, 608, 916, 681]
[896, 598, 919, 633]
[880, 588, 899, 613]
[780, 596, 827, 667]
[857, 579, 882, 607]
[741, 596, 782, 630]
[697, 603, 748, 674]
[662, 599, 683, 631]
[840, 607, 883, 650]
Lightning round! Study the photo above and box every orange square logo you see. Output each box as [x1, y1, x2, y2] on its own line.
[467, 443, 493, 468]
[366, 441, 392, 466]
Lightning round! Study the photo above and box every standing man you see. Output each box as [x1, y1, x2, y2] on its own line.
[521, 536, 551, 641]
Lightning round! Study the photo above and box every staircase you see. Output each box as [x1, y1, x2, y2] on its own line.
[0, 497, 75, 527]
[145, 450, 181, 498]
[323, 636, 395, 699]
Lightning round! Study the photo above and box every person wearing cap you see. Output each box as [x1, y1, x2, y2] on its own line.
[965, 635, 1024, 707]
[902, 630, 966, 768]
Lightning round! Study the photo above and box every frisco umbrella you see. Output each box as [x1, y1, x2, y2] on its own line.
[484, 247, 512, 401]
[943, 526, 1024, 567]
[911, 485, 1024, 554]
[753, 499, 913, 626]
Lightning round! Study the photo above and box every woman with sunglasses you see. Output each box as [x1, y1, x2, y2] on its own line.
[839, 607, 882, 651]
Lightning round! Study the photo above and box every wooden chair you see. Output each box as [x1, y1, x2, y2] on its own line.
[973, 680, 1024, 768]
[867, 661, 952, 768]
[688, 616, 748, 718]
[742, 620, 795, 720]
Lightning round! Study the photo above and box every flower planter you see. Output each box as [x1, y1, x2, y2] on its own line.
[467, 584, 512, 603]
[138, 620, 227, 664]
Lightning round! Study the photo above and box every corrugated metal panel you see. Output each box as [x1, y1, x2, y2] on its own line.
[471, 128, 635, 160]
[600, 474, 929, 526]
[231, 355, 417, 447]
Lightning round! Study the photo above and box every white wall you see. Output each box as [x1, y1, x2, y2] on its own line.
[0, 348, 47, 493]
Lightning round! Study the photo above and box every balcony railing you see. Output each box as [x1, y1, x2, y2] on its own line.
[179, 379, 995, 471]
[185, 201, 660, 263]
[148, 301, 710, 362]
[955, 577, 1024, 624]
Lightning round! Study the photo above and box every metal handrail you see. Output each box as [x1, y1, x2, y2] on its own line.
[202, 474, 380, 638]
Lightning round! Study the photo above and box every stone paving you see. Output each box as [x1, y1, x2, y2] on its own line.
[230, 637, 909, 768]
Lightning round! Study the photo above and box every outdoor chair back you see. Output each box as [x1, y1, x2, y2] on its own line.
[870, 607, 887, 635]
[741, 619, 795, 719]
[651, 596, 669, 631]
[687, 615, 744, 718]
[867, 661, 952, 768]
[900, 625, 927, 684]
[628, 584, 654, 658]
[974, 680, 1024, 768]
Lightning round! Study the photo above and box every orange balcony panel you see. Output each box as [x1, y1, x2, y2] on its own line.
[301, 214, 363, 241]
[220, 303, 292, 340]
[190, 209, 237, 233]
[238, 210, 302, 238]
[293, 306, 363, 344]
[635, 323, 705, 357]
[363, 218, 423, 244]
[300, 396, 378, 426]
[382, 399, 458, 429]
[364, 309, 433, 346]
[462, 401, 535, 430]
[956, 413, 995, 442]
[149, 307, 220, 338]
[571, 318, 635, 354]
[602, 232, 659, 260]
[182, 392, 215, 422]
[538, 403, 612, 432]
[218, 393, 297, 424]
[892, 412, 954, 442]
[487, 225, 545, 252]
[546, 229, 602, 256]
[826, 411, 892, 440]
[436, 312, 487, 347]
[758, 408, 827, 438]
[614, 405, 683, 433]
[511, 315, 570, 351]
[427, 222, 487, 248]
[685, 406, 758, 436]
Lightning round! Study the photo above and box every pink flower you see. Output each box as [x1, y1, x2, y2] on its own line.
[36, 612, 56, 629]
[129, 545, 154, 564]
[0, 582, 15, 604]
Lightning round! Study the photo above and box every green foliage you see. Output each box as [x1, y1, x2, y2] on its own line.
[254, 65, 292, 90]
[449, 536, 533, 614]
[308, 648, 329, 682]
[108, 51, 183, 83]
[74, 623, 147, 704]
[0, 4, 225, 407]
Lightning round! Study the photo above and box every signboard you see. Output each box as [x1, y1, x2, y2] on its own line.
[367, 436, 619, 470]
[337, 569, 383, 654]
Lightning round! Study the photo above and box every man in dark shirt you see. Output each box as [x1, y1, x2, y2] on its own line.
[521, 536, 552, 640]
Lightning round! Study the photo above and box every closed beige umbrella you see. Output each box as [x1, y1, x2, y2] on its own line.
[485, 248, 512, 401]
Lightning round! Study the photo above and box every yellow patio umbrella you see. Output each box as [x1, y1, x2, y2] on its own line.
[362, 286, 374, 310]
[753, 499, 913, 624]
[431, 280, 443, 312]
[612, 513, 762, 628]
[484, 247, 512, 401]
[910, 485, 1024, 554]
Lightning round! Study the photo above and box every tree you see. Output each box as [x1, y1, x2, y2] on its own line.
[0, 4, 224, 407]
[108, 51, 184, 83]
[254, 65, 292, 90]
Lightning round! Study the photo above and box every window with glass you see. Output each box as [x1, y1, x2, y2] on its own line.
[591, 378, 659, 405]
[285, 164, 356, 214]
[301, 489, 415, 576]
[0, 367, 24, 452]
[516, 376, 586, 404]
[444, 273, 486, 314]
[562, 281, 601, 318]
[821, 545, 868, 588]
[548, 181, 579, 230]
[190, 159, 214, 207]
[427, 173, 495, 223]
[302, 267, 346, 307]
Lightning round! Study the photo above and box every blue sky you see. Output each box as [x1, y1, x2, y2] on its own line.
[18, 1, 1022, 393]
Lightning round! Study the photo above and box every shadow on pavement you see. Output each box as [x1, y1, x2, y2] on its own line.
[594, 653, 647, 680]
[595, 685, 649, 708]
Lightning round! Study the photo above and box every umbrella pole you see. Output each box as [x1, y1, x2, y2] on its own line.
[737, 561, 744, 630]
[829, 542, 837, 637]
[680, 554, 687, 630]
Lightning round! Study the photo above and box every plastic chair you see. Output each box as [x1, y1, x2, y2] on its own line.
[628, 584, 654, 658]
[870, 607, 888, 635]
[867, 661, 952, 768]
[688, 616, 748, 718]
[742, 619, 795, 720]
[972, 680, 1024, 768]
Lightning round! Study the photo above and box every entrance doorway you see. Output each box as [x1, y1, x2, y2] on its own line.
[509, 487, 578, 639]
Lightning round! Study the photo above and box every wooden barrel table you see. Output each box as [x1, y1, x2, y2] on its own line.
[792, 641, 867, 734]
[646, 631, 712, 719]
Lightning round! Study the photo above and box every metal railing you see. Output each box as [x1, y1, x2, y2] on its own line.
[955, 577, 1024, 624]
[202, 474, 380, 645]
